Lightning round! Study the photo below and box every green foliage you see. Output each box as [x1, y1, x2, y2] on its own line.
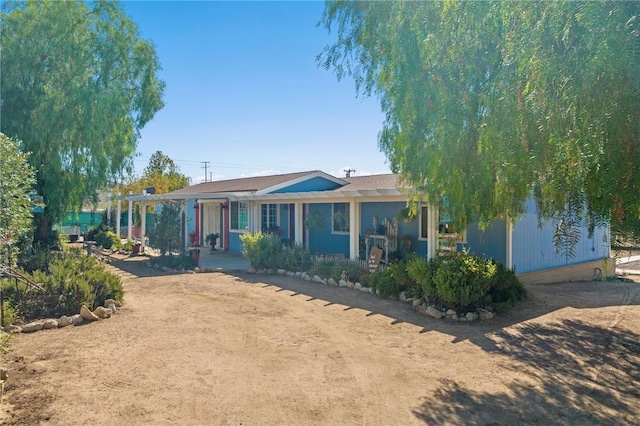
[485, 263, 527, 313]
[369, 256, 420, 299]
[95, 231, 121, 250]
[2, 300, 17, 327]
[279, 244, 312, 272]
[2, 250, 123, 321]
[0, 134, 37, 266]
[240, 232, 284, 270]
[433, 253, 496, 308]
[320, 1, 640, 245]
[407, 256, 443, 302]
[86, 224, 111, 242]
[148, 203, 182, 256]
[1, 1, 165, 243]
[151, 252, 192, 270]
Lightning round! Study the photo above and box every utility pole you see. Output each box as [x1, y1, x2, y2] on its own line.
[343, 168, 356, 178]
[201, 161, 210, 182]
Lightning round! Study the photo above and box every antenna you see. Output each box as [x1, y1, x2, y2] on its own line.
[343, 168, 356, 178]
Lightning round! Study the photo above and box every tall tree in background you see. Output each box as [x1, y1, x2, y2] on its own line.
[1, 0, 165, 245]
[0, 134, 37, 266]
[319, 1, 640, 245]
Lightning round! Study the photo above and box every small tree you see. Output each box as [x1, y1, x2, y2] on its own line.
[147, 203, 181, 256]
[0, 134, 36, 266]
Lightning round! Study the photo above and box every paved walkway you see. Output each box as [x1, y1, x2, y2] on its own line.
[192, 248, 250, 272]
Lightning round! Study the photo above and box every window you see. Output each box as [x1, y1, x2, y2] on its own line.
[419, 205, 463, 240]
[230, 202, 248, 231]
[261, 203, 278, 232]
[332, 203, 350, 233]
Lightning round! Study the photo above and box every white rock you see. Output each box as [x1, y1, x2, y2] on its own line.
[338, 279, 347, 287]
[346, 281, 354, 289]
[3, 324, 22, 333]
[479, 310, 494, 320]
[286, 271, 294, 276]
[108, 303, 118, 314]
[465, 312, 479, 321]
[300, 272, 308, 279]
[459, 317, 467, 322]
[22, 321, 44, 333]
[277, 269, 286, 275]
[194, 267, 200, 273]
[58, 316, 72, 327]
[399, 292, 407, 302]
[43, 318, 58, 329]
[354, 282, 362, 290]
[313, 275, 325, 284]
[294, 272, 302, 277]
[446, 309, 457, 316]
[305, 275, 312, 281]
[412, 299, 423, 307]
[327, 278, 337, 286]
[93, 306, 111, 319]
[104, 299, 116, 308]
[80, 305, 99, 321]
[72, 314, 84, 326]
[426, 306, 445, 319]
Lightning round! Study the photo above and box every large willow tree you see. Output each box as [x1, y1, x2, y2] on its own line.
[319, 1, 640, 244]
[1, 0, 165, 245]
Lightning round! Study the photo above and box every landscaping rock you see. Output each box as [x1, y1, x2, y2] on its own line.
[108, 303, 118, 314]
[446, 309, 457, 316]
[313, 275, 325, 284]
[294, 272, 302, 278]
[22, 321, 44, 333]
[104, 299, 117, 308]
[286, 271, 294, 277]
[338, 279, 347, 287]
[300, 272, 308, 279]
[305, 275, 312, 281]
[327, 278, 337, 286]
[354, 282, 362, 290]
[58, 316, 72, 327]
[399, 292, 407, 302]
[426, 306, 445, 319]
[72, 314, 84, 326]
[479, 310, 494, 320]
[93, 306, 111, 319]
[3, 325, 22, 334]
[248, 267, 257, 274]
[465, 312, 479, 321]
[359, 285, 371, 293]
[194, 267, 200, 273]
[277, 269, 286, 275]
[80, 305, 100, 321]
[412, 299, 423, 308]
[43, 319, 58, 329]
[346, 281, 354, 289]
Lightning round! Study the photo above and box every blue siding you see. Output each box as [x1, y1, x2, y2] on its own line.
[308, 203, 349, 255]
[466, 220, 507, 265]
[279, 204, 290, 240]
[271, 176, 343, 193]
[512, 198, 610, 273]
[360, 201, 421, 257]
[186, 199, 196, 235]
[228, 232, 244, 254]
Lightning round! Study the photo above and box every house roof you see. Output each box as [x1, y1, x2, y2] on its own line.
[121, 171, 408, 202]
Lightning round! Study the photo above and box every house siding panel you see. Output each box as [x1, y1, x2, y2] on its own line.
[466, 220, 507, 265]
[308, 203, 349, 255]
[512, 198, 610, 273]
[271, 177, 343, 193]
[228, 232, 244, 254]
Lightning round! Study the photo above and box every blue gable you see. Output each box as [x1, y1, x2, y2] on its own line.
[270, 176, 344, 193]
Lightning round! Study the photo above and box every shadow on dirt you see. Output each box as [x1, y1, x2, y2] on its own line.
[413, 320, 640, 425]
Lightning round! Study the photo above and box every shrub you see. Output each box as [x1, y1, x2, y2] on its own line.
[486, 262, 527, 313]
[333, 260, 365, 283]
[314, 260, 335, 278]
[85, 223, 110, 242]
[407, 256, 443, 302]
[95, 230, 121, 250]
[369, 256, 420, 299]
[1, 250, 124, 321]
[280, 244, 312, 272]
[240, 232, 283, 270]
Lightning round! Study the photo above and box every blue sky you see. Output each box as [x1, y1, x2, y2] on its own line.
[122, 0, 390, 183]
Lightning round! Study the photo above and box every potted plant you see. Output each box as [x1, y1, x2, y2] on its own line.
[205, 233, 219, 251]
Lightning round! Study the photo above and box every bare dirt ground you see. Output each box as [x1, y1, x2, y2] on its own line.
[1, 254, 639, 426]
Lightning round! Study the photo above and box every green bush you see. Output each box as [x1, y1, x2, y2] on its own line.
[486, 262, 527, 313]
[407, 256, 443, 302]
[240, 232, 283, 270]
[85, 223, 110, 242]
[1, 250, 124, 321]
[95, 230, 121, 250]
[333, 260, 365, 283]
[280, 244, 312, 272]
[369, 256, 420, 299]
[314, 260, 335, 278]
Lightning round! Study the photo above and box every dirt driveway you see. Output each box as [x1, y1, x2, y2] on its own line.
[1, 255, 639, 425]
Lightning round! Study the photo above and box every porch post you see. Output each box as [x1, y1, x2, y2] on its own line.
[127, 191, 133, 241]
[426, 204, 439, 259]
[140, 202, 146, 252]
[349, 199, 360, 260]
[252, 202, 260, 233]
[106, 194, 111, 225]
[183, 201, 189, 250]
[115, 194, 121, 237]
[294, 202, 304, 245]
[506, 216, 513, 270]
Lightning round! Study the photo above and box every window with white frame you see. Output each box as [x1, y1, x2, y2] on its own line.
[419, 205, 464, 241]
[332, 203, 350, 233]
[230, 202, 248, 231]
[261, 203, 278, 232]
